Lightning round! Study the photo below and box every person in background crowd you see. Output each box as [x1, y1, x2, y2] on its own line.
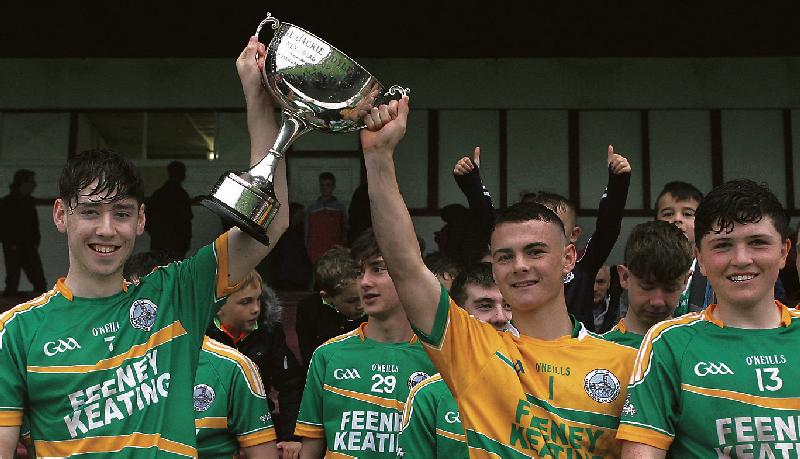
[263, 202, 312, 291]
[205, 270, 304, 458]
[0, 169, 47, 297]
[602, 221, 692, 349]
[295, 245, 365, 370]
[305, 172, 348, 266]
[423, 252, 461, 292]
[145, 160, 193, 258]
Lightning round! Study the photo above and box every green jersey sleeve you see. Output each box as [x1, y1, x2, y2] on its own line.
[0, 300, 37, 426]
[228, 353, 276, 447]
[617, 322, 686, 450]
[295, 345, 327, 439]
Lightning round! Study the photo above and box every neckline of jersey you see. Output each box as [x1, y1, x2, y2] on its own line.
[357, 322, 419, 344]
[703, 301, 793, 329]
[56, 277, 129, 302]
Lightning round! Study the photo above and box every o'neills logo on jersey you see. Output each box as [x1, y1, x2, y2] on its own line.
[407, 371, 430, 390]
[130, 299, 158, 332]
[334, 411, 402, 453]
[584, 369, 621, 404]
[63, 349, 170, 438]
[193, 384, 215, 412]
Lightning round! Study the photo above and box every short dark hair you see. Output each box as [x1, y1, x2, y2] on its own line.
[123, 250, 177, 280]
[450, 262, 496, 307]
[655, 181, 704, 213]
[59, 149, 145, 209]
[527, 191, 576, 226]
[350, 227, 381, 266]
[493, 202, 566, 238]
[319, 172, 335, 184]
[694, 179, 790, 245]
[315, 246, 361, 294]
[423, 252, 460, 279]
[624, 221, 692, 285]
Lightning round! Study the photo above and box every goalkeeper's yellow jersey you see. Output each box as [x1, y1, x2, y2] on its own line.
[414, 285, 637, 458]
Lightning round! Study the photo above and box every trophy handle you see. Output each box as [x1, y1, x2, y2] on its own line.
[255, 13, 281, 42]
[374, 85, 411, 107]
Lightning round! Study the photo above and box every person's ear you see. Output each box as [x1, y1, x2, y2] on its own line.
[136, 202, 146, 236]
[571, 226, 582, 244]
[693, 246, 707, 276]
[563, 244, 577, 274]
[53, 198, 68, 233]
[617, 265, 630, 289]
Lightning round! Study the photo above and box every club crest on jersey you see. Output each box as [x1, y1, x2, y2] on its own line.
[129, 299, 158, 332]
[407, 371, 430, 390]
[193, 384, 215, 411]
[563, 271, 575, 284]
[583, 369, 620, 404]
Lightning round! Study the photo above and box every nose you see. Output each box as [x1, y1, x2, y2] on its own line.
[732, 244, 753, 266]
[490, 305, 511, 327]
[512, 253, 529, 273]
[358, 271, 373, 290]
[649, 290, 666, 307]
[96, 211, 115, 237]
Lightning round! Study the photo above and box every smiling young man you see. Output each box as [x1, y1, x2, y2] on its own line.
[294, 229, 436, 458]
[0, 37, 288, 458]
[360, 97, 636, 457]
[602, 221, 692, 349]
[398, 262, 511, 457]
[618, 179, 798, 458]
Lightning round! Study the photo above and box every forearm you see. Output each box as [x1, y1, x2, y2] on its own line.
[621, 441, 667, 459]
[454, 166, 495, 242]
[245, 87, 279, 164]
[299, 437, 325, 459]
[583, 169, 630, 268]
[0, 425, 20, 458]
[365, 153, 441, 335]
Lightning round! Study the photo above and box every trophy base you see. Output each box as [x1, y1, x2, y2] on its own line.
[200, 172, 281, 246]
[200, 196, 271, 246]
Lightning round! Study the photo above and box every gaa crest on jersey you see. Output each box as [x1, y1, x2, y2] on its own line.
[407, 371, 430, 390]
[129, 299, 158, 332]
[583, 369, 620, 404]
[193, 384, 215, 411]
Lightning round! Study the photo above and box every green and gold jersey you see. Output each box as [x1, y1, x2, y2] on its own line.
[601, 318, 644, 349]
[0, 234, 237, 458]
[194, 337, 275, 458]
[295, 323, 436, 458]
[618, 302, 800, 457]
[398, 373, 467, 458]
[415, 285, 637, 458]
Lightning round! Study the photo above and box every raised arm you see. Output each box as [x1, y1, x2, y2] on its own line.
[227, 37, 289, 283]
[453, 146, 495, 247]
[361, 97, 442, 335]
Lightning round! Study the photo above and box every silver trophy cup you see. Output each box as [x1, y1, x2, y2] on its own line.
[201, 13, 409, 245]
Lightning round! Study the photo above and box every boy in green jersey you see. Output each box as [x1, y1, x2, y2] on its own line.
[618, 179, 797, 458]
[294, 229, 436, 458]
[602, 221, 692, 349]
[125, 253, 278, 459]
[0, 36, 288, 458]
[398, 262, 510, 458]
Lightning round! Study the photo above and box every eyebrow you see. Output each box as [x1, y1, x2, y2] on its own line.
[493, 242, 548, 255]
[75, 201, 137, 210]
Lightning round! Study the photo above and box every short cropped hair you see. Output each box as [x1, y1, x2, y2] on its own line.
[527, 192, 576, 225]
[493, 202, 566, 238]
[624, 221, 692, 285]
[319, 172, 335, 184]
[655, 181, 704, 212]
[424, 252, 460, 280]
[315, 246, 361, 294]
[694, 179, 790, 245]
[123, 250, 177, 280]
[450, 262, 495, 308]
[59, 149, 144, 209]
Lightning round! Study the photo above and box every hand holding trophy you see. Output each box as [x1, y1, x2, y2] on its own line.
[202, 13, 409, 244]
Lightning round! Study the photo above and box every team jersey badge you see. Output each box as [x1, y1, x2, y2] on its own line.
[129, 299, 158, 332]
[407, 371, 430, 390]
[583, 369, 621, 404]
[193, 384, 216, 411]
